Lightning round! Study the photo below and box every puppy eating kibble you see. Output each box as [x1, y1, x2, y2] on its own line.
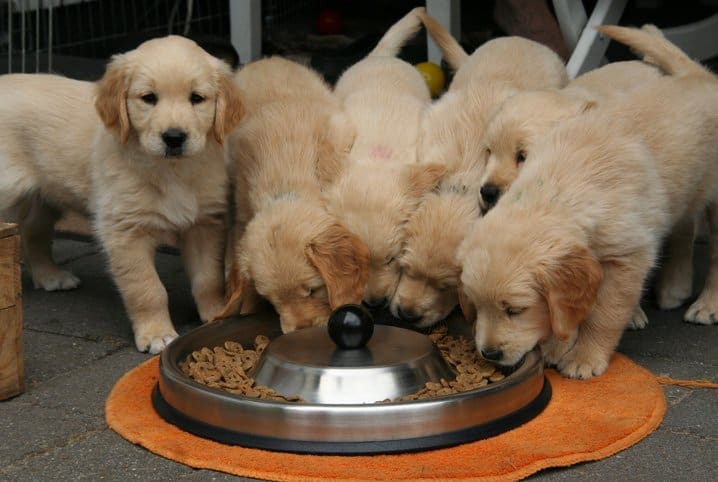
[219, 56, 368, 334]
[0, 36, 244, 353]
[457, 25, 718, 379]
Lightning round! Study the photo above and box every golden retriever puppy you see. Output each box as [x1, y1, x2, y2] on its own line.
[457, 25, 718, 379]
[219, 56, 368, 333]
[323, 7, 446, 309]
[479, 60, 663, 210]
[0, 36, 244, 353]
[388, 12, 567, 327]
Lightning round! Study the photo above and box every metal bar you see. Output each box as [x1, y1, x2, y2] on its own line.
[36, 0, 40, 72]
[47, 0, 52, 72]
[21, 0, 25, 72]
[7, 0, 12, 73]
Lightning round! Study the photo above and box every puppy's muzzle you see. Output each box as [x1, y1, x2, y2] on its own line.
[162, 128, 187, 156]
[397, 306, 422, 324]
[480, 347, 504, 362]
[479, 183, 500, 210]
[362, 297, 388, 310]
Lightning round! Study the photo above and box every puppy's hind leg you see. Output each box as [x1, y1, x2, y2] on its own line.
[685, 203, 718, 325]
[655, 214, 695, 310]
[19, 197, 81, 291]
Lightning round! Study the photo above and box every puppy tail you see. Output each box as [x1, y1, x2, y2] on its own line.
[368, 7, 425, 57]
[417, 8, 468, 70]
[595, 24, 712, 79]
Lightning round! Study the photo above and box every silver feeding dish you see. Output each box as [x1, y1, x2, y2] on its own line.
[153, 306, 551, 454]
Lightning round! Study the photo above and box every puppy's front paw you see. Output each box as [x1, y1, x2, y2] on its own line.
[627, 306, 649, 330]
[134, 325, 179, 354]
[556, 348, 609, 379]
[685, 295, 718, 325]
[33, 269, 81, 291]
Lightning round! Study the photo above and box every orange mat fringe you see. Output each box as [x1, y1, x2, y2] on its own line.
[655, 376, 718, 389]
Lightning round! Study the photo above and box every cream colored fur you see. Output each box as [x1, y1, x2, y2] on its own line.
[323, 7, 446, 308]
[458, 25, 718, 379]
[0, 36, 244, 354]
[220, 56, 368, 333]
[390, 12, 568, 327]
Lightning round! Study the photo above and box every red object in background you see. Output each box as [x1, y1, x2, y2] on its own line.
[316, 8, 343, 35]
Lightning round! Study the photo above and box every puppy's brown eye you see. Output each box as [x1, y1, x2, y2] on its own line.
[505, 306, 526, 316]
[515, 150, 526, 164]
[386, 257, 397, 266]
[190, 92, 205, 104]
[141, 93, 157, 105]
[485, 147, 491, 158]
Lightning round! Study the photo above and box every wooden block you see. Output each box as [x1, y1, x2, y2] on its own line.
[0, 222, 23, 400]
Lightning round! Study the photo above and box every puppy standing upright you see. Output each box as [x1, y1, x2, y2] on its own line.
[0, 36, 244, 353]
[390, 11, 568, 328]
[457, 26, 718, 379]
[323, 7, 447, 309]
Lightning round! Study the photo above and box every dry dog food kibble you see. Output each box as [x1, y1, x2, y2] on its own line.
[180, 327, 503, 403]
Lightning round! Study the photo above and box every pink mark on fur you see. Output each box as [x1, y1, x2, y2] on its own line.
[369, 145, 393, 160]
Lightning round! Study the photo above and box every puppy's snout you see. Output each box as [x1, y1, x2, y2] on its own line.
[363, 297, 388, 309]
[397, 306, 422, 323]
[480, 347, 504, 362]
[480, 184, 500, 209]
[162, 128, 187, 151]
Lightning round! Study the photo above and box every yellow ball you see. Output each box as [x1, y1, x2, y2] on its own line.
[415, 62, 446, 97]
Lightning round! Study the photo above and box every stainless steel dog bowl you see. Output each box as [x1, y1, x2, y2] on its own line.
[153, 309, 550, 454]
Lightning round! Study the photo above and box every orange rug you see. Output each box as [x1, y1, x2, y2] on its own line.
[106, 354, 665, 481]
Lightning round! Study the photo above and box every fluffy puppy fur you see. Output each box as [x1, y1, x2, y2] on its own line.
[457, 25, 718, 379]
[0, 36, 244, 353]
[323, 7, 446, 309]
[389, 12, 567, 327]
[219, 56, 368, 333]
[479, 60, 663, 211]
[415, 9, 569, 170]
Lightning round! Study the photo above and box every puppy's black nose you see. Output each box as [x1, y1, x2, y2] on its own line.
[397, 306, 422, 323]
[480, 184, 500, 208]
[480, 347, 504, 362]
[162, 128, 187, 149]
[362, 297, 387, 309]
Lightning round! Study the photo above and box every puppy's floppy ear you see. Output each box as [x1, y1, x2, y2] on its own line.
[316, 111, 355, 186]
[537, 245, 603, 341]
[214, 261, 250, 319]
[457, 275, 477, 324]
[305, 222, 370, 308]
[95, 53, 131, 143]
[213, 63, 245, 144]
[404, 163, 448, 198]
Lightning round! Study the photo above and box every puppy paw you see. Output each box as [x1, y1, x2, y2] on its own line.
[556, 349, 609, 379]
[656, 283, 691, 311]
[134, 326, 179, 354]
[684, 296, 718, 325]
[626, 306, 649, 330]
[33, 269, 81, 291]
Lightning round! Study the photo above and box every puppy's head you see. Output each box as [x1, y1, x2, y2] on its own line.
[391, 176, 482, 328]
[222, 201, 369, 333]
[479, 91, 595, 211]
[325, 162, 447, 309]
[457, 216, 602, 366]
[95, 35, 244, 156]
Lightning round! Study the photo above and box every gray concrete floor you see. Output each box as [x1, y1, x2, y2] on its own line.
[0, 235, 716, 481]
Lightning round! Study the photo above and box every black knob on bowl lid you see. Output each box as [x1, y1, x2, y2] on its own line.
[327, 304, 375, 349]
